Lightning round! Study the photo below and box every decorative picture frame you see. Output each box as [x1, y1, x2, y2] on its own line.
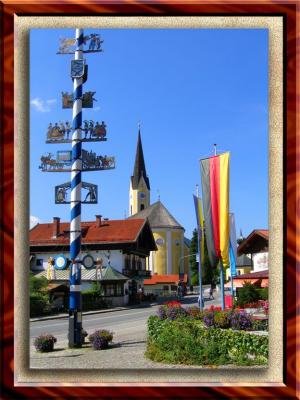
[1, 1, 298, 398]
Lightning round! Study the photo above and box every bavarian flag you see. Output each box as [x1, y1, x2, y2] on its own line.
[200, 152, 230, 267]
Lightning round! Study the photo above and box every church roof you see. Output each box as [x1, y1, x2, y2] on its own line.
[131, 130, 150, 190]
[128, 201, 184, 229]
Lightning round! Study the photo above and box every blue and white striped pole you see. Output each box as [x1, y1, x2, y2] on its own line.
[69, 28, 84, 348]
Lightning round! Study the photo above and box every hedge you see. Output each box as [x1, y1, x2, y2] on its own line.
[146, 316, 268, 366]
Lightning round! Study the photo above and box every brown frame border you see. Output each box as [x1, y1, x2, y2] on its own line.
[1, 1, 298, 399]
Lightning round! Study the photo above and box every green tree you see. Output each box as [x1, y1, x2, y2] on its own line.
[29, 272, 48, 293]
[189, 229, 199, 286]
[189, 227, 218, 286]
[29, 273, 51, 317]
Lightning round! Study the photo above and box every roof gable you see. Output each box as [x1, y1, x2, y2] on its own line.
[102, 266, 128, 281]
[128, 201, 183, 229]
[238, 229, 269, 255]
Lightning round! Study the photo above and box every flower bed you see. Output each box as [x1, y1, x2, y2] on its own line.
[158, 303, 268, 332]
[146, 316, 268, 366]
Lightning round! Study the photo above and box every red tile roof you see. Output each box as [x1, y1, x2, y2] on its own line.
[233, 270, 269, 280]
[30, 219, 147, 246]
[144, 274, 188, 285]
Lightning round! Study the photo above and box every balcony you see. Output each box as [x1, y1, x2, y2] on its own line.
[122, 269, 152, 279]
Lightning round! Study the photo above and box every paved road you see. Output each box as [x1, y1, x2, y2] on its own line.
[30, 293, 222, 369]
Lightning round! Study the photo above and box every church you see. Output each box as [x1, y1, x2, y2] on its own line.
[128, 130, 190, 278]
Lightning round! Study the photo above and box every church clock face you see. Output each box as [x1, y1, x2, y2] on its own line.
[156, 237, 164, 246]
[140, 192, 146, 199]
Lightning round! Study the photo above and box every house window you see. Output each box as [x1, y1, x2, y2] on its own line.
[104, 283, 123, 296]
[163, 285, 169, 291]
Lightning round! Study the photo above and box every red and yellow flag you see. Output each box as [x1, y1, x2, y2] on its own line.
[200, 152, 230, 267]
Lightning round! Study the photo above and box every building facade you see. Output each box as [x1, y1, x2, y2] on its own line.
[30, 216, 156, 305]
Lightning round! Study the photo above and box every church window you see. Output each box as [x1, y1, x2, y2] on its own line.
[140, 204, 145, 210]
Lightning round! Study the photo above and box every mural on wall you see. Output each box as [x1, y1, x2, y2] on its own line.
[252, 252, 268, 271]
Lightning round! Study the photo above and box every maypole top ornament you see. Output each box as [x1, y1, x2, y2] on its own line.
[57, 34, 103, 54]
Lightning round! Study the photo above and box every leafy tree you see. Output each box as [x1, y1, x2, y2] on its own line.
[29, 272, 48, 293]
[29, 273, 51, 317]
[189, 228, 218, 286]
[189, 229, 199, 286]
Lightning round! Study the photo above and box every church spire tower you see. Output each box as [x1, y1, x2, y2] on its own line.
[129, 127, 150, 216]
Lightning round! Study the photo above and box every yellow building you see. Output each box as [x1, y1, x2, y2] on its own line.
[128, 130, 189, 277]
[225, 254, 252, 280]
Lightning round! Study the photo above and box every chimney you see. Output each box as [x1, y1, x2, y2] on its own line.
[95, 215, 102, 227]
[53, 217, 60, 238]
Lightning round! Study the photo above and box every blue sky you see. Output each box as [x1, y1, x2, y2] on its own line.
[30, 28, 268, 239]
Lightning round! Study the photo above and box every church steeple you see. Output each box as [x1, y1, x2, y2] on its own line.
[131, 129, 150, 191]
[129, 128, 150, 216]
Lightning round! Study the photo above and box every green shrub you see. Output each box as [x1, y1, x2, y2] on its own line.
[29, 273, 48, 293]
[34, 334, 57, 352]
[236, 282, 260, 307]
[252, 318, 268, 331]
[257, 287, 268, 301]
[81, 290, 108, 311]
[146, 316, 268, 366]
[30, 292, 51, 317]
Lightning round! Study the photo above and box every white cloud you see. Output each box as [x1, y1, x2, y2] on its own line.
[30, 215, 42, 229]
[31, 97, 56, 112]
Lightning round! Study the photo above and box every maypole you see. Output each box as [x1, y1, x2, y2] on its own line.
[69, 28, 84, 347]
[40, 29, 115, 348]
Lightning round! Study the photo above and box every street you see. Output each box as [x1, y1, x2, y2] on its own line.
[30, 293, 221, 369]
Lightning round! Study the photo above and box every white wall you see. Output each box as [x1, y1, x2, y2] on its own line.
[31, 249, 125, 273]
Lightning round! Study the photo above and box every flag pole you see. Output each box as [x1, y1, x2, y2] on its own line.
[196, 184, 204, 311]
[219, 260, 225, 310]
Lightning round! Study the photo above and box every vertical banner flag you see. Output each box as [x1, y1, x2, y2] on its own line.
[200, 152, 230, 267]
[229, 213, 237, 277]
[193, 195, 205, 260]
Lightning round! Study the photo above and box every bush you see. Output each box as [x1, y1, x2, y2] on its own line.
[88, 329, 113, 350]
[34, 334, 57, 352]
[30, 292, 51, 318]
[81, 291, 108, 311]
[257, 287, 268, 301]
[146, 316, 268, 366]
[252, 318, 268, 331]
[236, 282, 260, 307]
